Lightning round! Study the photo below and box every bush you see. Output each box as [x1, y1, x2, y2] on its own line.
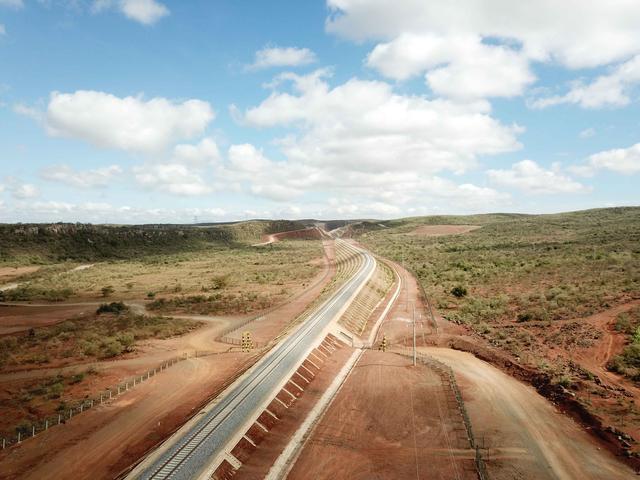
[211, 275, 230, 290]
[102, 339, 124, 357]
[96, 302, 129, 315]
[117, 333, 135, 352]
[450, 285, 468, 298]
[101, 285, 115, 297]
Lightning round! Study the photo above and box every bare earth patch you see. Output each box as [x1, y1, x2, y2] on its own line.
[0, 267, 41, 283]
[409, 225, 481, 236]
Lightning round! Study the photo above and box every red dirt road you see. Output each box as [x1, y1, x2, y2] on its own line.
[423, 347, 634, 480]
[287, 350, 477, 480]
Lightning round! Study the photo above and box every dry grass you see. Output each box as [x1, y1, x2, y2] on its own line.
[2, 240, 324, 310]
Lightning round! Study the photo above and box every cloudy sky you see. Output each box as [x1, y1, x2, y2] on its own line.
[0, 0, 639, 223]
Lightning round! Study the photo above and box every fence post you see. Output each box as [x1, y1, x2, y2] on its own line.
[45, 419, 48, 430]
[58, 414, 61, 425]
[2, 438, 4, 449]
[109, 390, 112, 399]
[69, 409, 73, 418]
[80, 404, 83, 413]
[134, 378, 136, 386]
[17, 432, 21, 443]
[90, 400, 94, 408]
[100, 394, 103, 404]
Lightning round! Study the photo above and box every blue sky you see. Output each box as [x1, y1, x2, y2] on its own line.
[0, 0, 639, 223]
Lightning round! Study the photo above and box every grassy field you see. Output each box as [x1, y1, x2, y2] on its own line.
[0, 239, 324, 311]
[359, 208, 639, 327]
[358, 207, 640, 433]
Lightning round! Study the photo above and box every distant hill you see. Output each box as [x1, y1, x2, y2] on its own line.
[0, 220, 305, 263]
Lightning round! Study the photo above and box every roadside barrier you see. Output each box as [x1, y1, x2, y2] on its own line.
[1, 353, 189, 451]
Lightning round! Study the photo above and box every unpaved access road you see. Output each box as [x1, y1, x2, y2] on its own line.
[287, 349, 477, 480]
[422, 347, 634, 480]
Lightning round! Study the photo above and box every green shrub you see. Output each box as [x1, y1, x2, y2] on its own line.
[102, 339, 124, 357]
[450, 285, 468, 298]
[96, 302, 129, 315]
[48, 382, 64, 399]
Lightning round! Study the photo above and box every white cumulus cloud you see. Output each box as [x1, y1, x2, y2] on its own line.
[243, 69, 521, 175]
[250, 46, 317, 70]
[570, 143, 640, 176]
[134, 163, 213, 196]
[531, 55, 640, 109]
[40, 164, 123, 188]
[327, 0, 640, 69]
[487, 160, 589, 194]
[367, 33, 535, 99]
[92, 0, 169, 25]
[328, 1, 640, 102]
[5, 177, 40, 199]
[34, 90, 214, 154]
[173, 137, 220, 167]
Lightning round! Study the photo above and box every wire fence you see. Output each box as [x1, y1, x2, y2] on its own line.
[1, 353, 188, 451]
[400, 351, 490, 480]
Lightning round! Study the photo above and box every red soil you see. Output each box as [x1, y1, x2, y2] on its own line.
[288, 350, 477, 480]
[0, 304, 92, 335]
[424, 347, 634, 480]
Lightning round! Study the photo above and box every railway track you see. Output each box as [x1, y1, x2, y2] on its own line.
[129, 239, 375, 480]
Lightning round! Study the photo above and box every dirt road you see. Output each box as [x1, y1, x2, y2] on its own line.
[423, 347, 634, 480]
[287, 350, 477, 480]
[0, 353, 252, 480]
